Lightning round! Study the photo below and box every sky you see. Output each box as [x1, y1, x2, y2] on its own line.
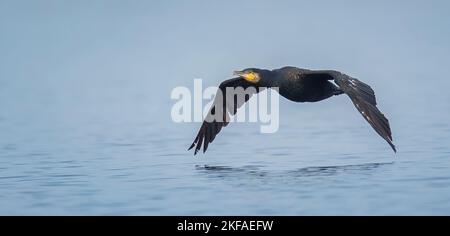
[1, 0, 450, 134]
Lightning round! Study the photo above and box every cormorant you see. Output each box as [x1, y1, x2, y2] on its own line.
[189, 66, 396, 155]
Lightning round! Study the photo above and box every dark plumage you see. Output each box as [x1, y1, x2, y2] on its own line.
[189, 66, 396, 155]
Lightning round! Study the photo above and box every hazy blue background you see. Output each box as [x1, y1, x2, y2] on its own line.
[1, 0, 450, 215]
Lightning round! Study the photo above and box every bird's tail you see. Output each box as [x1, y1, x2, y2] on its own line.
[336, 76, 396, 152]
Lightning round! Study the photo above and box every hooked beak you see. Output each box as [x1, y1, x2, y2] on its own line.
[233, 70, 246, 77]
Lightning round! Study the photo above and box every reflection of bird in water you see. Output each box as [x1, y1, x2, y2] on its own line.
[196, 162, 393, 178]
[189, 66, 396, 155]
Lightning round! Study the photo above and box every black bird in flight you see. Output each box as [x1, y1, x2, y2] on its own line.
[189, 66, 395, 155]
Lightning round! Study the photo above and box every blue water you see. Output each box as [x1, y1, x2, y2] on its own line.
[1, 1, 450, 215]
[1, 91, 449, 215]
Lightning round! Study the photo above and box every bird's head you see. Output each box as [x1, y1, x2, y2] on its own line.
[233, 68, 263, 83]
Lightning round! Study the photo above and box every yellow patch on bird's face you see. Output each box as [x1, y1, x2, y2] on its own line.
[242, 72, 261, 83]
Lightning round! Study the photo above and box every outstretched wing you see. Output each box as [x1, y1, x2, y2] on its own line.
[189, 78, 264, 155]
[304, 70, 396, 152]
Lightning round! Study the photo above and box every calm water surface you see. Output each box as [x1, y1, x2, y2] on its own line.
[0, 94, 449, 215]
